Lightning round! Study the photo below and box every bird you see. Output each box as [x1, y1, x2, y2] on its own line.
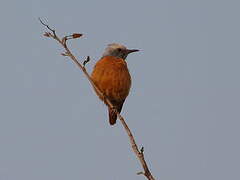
[91, 43, 139, 125]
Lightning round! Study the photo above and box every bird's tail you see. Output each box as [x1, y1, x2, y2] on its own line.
[108, 101, 124, 126]
[108, 107, 117, 125]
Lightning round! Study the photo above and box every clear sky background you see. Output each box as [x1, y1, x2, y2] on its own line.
[0, 0, 239, 180]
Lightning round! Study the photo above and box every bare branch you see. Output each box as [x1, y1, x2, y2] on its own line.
[40, 19, 156, 180]
[38, 17, 57, 38]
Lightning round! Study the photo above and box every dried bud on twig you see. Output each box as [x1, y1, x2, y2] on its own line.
[44, 32, 51, 37]
[83, 56, 90, 67]
[72, 33, 83, 39]
[61, 51, 70, 56]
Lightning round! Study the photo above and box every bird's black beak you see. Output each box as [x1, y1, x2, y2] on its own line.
[126, 49, 139, 54]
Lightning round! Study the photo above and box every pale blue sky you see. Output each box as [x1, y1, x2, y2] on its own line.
[0, 0, 240, 180]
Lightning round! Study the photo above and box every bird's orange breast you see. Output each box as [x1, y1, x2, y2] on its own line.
[91, 56, 131, 103]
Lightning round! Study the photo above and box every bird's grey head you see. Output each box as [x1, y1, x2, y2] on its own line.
[102, 43, 139, 60]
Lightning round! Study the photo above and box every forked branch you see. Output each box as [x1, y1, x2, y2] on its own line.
[39, 18, 156, 180]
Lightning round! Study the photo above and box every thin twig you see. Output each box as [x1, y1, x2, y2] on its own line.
[39, 18, 156, 180]
[38, 18, 57, 38]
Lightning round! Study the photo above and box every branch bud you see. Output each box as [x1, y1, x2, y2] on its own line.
[72, 33, 83, 39]
[44, 32, 51, 37]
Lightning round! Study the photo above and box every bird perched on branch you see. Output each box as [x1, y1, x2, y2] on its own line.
[91, 43, 139, 125]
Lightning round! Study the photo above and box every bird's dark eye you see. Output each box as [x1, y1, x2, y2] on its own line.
[117, 48, 121, 52]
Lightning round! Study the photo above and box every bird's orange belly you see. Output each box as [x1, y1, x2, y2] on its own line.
[94, 69, 131, 102]
[91, 58, 131, 103]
